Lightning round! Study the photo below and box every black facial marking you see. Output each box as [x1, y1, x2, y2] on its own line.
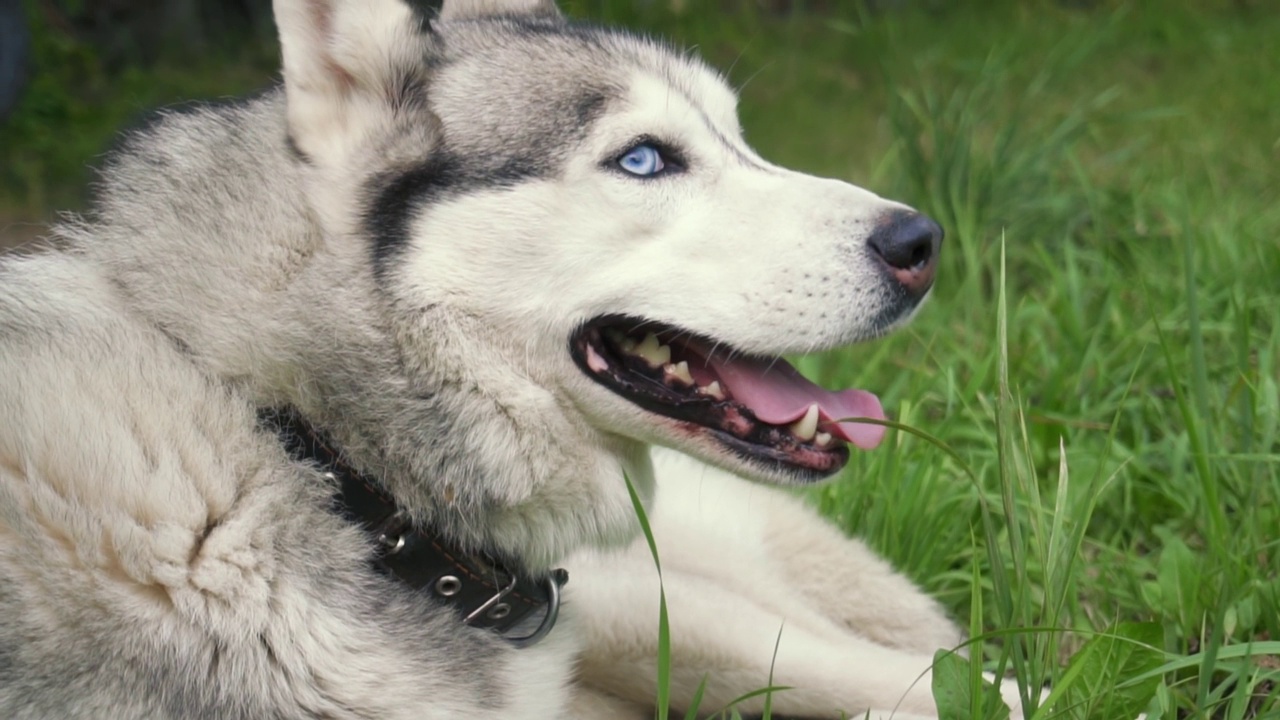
[367, 152, 463, 277]
[366, 151, 544, 279]
[360, 20, 696, 281]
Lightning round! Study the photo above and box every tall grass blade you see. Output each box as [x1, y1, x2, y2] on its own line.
[624, 472, 671, 720]
[991, 235, 1028, 700]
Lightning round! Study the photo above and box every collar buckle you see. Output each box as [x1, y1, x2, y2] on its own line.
[505, 571, 565, 648]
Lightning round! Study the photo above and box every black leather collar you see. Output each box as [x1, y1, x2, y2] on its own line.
[260, 407, 567, 648]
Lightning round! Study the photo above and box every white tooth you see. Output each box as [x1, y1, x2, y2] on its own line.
[666, 361, 693, 385]
[790, 403, 820, 442]
[634, 332, 659, 354]
[698, 381, 725, 401]
[651, 344, 672, 367]
[632, 332, 671, 368]
[814, 431, 833, 447]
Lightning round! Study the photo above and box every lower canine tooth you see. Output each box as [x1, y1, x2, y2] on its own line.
[790, 403, 820, 442]
[698, 381, 725, 401]
[665, 361, 694, 385]
[814, 431, 833, 447]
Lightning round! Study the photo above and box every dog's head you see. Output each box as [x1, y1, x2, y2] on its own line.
[276, 0, 940, 557]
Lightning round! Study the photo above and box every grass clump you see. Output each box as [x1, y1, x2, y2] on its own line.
[782, 2, 1279, 718]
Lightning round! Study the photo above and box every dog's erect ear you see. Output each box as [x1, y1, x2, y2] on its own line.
[437, 0, 561, 22]
[274, 0, 433, 168]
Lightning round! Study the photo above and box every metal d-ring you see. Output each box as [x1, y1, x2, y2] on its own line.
[505, 575, 563, 649]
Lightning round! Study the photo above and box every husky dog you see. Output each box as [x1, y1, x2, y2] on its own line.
[0, 0, 1021, 718]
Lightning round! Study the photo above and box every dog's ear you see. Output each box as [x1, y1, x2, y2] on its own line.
[437, 0, 561, 21]
[274, 0, 435, 168]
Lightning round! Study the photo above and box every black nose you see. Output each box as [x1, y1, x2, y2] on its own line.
[866, 211, 943, 297]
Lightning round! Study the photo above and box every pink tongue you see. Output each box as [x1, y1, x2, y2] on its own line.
[707, 354, 887, 450]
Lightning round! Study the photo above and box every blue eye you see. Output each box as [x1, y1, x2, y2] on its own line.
[617, 144, 666, 176]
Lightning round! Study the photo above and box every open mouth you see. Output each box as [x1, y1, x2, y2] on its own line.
[570, 316, 888, 480]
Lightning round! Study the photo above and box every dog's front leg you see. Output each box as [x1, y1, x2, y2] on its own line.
[564, 449, 1039, 719]
[569, 542, 946, 718]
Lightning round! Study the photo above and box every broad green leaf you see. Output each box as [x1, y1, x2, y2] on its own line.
[1061, 622, 1163, 720]
[932, 650, 1011, 720]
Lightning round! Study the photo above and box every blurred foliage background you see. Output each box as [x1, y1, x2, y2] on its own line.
[0, 0, 1274, 216]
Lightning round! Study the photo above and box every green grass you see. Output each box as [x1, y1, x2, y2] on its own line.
[3, 0, 1277, 717]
